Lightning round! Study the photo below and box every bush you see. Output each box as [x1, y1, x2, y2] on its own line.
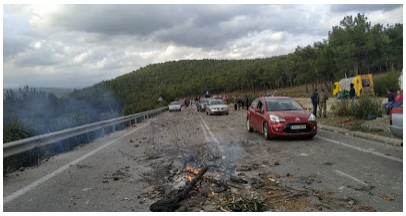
[374, 69, 400, 96]
[350, 95, 384, 119]
[332, 99, 351, 116]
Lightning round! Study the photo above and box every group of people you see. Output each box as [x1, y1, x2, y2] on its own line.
[311, 88, 328, 118]
[233, 95, 249, 111]
[384, 89, 403, 114]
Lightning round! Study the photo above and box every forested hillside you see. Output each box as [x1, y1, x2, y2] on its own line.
[3, 14, 403, 142]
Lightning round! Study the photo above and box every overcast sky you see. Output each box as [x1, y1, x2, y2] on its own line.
[2, 3, 403, 89]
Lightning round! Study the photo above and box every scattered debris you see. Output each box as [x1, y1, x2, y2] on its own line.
[381, 195, 394, 201]
[150, 166, 209, 212]
[218, 194, 265, 212]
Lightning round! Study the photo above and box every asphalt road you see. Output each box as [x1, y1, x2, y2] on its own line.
[3, 105, 403, 212]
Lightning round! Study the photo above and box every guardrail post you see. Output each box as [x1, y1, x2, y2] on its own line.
[112, 124, 116, 132]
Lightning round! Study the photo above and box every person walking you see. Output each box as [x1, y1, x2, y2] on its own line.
[317, 89, 328, 118]
[310, 89, 318, 116]
[233, 95, 238, 111]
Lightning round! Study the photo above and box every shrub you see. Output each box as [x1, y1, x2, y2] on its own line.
[374, 69, 400, 96]
[332, 99, 351, 116]
[350, 95, 384, 119]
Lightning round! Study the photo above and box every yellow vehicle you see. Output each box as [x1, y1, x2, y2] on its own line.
[333, 74, 374, 98]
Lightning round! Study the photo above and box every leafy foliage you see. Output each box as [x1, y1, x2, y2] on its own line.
[332, 99, 352, 117]
[350, 95, 384, 119]
[332, 95, 383, 119]
[373, 69, 401, 96]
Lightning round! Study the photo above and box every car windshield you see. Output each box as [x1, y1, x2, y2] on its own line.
[266, 98, 303, 111]
[170, 102, 180, 105]
[210, 100, 224, 105]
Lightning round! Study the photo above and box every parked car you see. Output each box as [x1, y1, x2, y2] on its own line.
[196, 98, 211, 112]
[206, 99, 228, 115]
[168, 101, 181, 112]
[246, 96, 317, 140]
[390, 105, 403, 138]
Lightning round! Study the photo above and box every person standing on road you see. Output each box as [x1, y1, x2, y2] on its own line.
[317, 89, 328, 118]
[245, 95, 249, 110]
[310, 89, 318, 116]
[233, 95, 238, 111]
[349, 83, 356, 101]
[240, 95, 244, 110]
[205, 91, 210, 98]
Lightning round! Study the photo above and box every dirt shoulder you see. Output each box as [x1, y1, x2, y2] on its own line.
[294, 97, 402, 146]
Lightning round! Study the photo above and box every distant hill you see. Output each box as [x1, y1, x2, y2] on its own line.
[3, 87, 73, 98]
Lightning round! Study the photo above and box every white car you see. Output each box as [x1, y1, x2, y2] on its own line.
[206, 99, 228, 115]
[168, 101, 181, 112]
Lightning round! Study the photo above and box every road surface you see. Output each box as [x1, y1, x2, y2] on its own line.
[3, 104, 403, 212]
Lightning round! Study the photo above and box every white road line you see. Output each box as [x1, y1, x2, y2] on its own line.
[335, 170, 369, 186]
[200, 123, 212, 143]
[198, 115, 219, 144]
[3, 122, 150, 205]
[318, 136, 402, 163]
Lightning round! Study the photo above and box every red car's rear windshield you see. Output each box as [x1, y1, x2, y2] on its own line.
[266, 98, 303, 111]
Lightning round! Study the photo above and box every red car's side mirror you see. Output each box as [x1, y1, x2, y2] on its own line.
[254, 108, 261, 113]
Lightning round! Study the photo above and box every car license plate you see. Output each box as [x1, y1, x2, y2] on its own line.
[291, 125, 306, 130]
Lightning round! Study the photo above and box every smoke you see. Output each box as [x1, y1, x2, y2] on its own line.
[3, 85, 122, 137]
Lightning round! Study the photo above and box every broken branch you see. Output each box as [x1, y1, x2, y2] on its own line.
[150, 166, 208, 212]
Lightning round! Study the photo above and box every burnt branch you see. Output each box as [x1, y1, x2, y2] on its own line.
[150, 166, 209, 212]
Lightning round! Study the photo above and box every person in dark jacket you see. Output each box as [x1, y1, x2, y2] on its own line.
[384, 89, 397, 114]
[310, 89, 318, 116]
[245, 95, 249, 110]
[349, 83, 356, 100]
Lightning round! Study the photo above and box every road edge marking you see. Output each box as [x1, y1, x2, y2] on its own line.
[335, 170, 369, 186]
[3, 122, 151, 205]
[318, 136, 402, 163]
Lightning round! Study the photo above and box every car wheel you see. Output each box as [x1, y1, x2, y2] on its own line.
[246, 118, 253, 132]
[226, 112, 228, 115]
[209, 111, 212, 116]
[263, 122, 271, 140]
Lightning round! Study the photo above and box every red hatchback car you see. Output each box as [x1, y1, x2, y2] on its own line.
[246, 97, 317, 139]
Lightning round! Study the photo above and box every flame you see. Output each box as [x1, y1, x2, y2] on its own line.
[185, 174, 194, 181]
[216, 173, 221, 178]
[186, 164, 199, 174]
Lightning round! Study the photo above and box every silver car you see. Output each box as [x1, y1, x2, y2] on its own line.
[168, 101, 181, 112]
[206, 99, 228, 115]
[197, 98, 211, 112]
[390, 105, 403, 138]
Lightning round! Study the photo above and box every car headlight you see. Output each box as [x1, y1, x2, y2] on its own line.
[308, 113, 316, 122]
[269, 114, 285, 123]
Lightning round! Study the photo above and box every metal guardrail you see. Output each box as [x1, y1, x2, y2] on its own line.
[3, 107, 168, 158]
